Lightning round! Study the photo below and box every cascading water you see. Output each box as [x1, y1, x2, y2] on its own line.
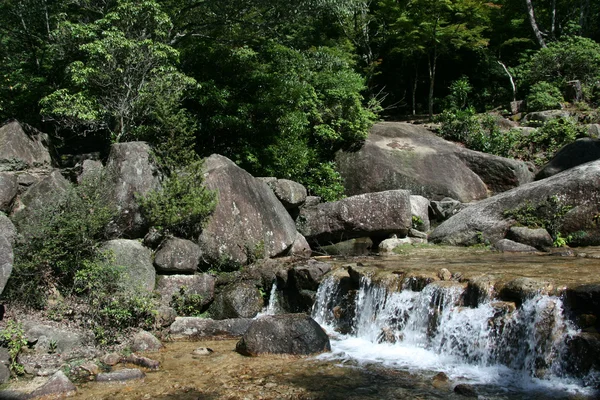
[312, 274, 596, 397]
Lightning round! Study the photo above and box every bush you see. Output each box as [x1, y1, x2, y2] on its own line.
[517, 117, 585, 165]
[138, 159, 217, 238]
[526, 82, 564, 112]
[4, 169, 116, 307]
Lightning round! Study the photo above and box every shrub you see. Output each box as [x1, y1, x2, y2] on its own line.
[516, 117, 585, 165]
[503, 195, 573, 242]
[526, 82, 564, 112]
[4, 169, 116, 307]
[138, 159, 217, 238]
[0, 321, 27, 375]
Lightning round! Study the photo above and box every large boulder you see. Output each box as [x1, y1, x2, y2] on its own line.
[0, 121, 52, 171]
[154, 237, 202, 274]
[335, 122, 532, 202]
[296, 190, 412, 246]
[155, 274, 215, 309]
[536, 138, 600, 180]
[429, 160, 600, 246]
[236, 314, 331, 356]
[197, 155, 298, 266]
[208, 282, 264, 319]
[101, 239, 156, 291]
[0, 235, 13, 296]
[266, 178, 307, 210]
[105, 142, 160, 238]
[11, 169, 70, 218]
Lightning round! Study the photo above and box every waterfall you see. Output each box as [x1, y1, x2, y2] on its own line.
[256, 281, 282, 317]
[312, 274, 593, 395]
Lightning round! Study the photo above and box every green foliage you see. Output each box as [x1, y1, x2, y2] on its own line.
[412, 215, 424, 230]
[518, 117, 586, 165]
[138, 159, 217, 238]
[170, 287, 206, 317]
[5, 170, 116, 307]
[444, 77, 473, 110]
[0, 321, 27, 375]
[40, 0, 197, 144]
[503, 195, 574, 242]
[526, 82, 564, 112]
[73, 255, 157, 345]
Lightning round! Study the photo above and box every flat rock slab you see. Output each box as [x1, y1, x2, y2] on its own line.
[169, 317, 253, 339]
[97, 368, 145, 383]
[297, 190, 411, 246]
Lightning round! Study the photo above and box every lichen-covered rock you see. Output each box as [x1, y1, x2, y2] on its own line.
[0, 121, 52, 171]
[430, 160, 600, 246]
[29, 371, 76, 398]
[23, 322, 92, 354]
[288, 232, 312, 256]
[11, 169, 70, 218]
[0, 231, 13, 296]
[155, 274, 215, 309]
[101, 239, 155, 291]
[105, 142, 160, 238]
[266, 179, 307, 209]
[154, 237, 202, 273]
[198, 155, 298, 267]
[297, 190, 411, 246]
[208, 282, 264, 319]
[0, 173, 17, 213]
[236, 314, 330, 356]
[429, 198, 468, 223]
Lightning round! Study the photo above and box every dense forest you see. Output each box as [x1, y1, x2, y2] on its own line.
[2, 0, 600, 199]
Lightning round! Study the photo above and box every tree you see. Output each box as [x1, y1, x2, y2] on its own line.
[40, 0, 197, 144]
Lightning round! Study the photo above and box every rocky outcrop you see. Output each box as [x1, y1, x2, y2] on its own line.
[154, 237, 202, 274]
[536, 138, 600, 180]
[297, 190, 412, 246]
[429, 160, 600, 246]
[0, 121, 52, 171]
[335, 122, 532, 202]
[208, 282, 264, 319]
[105, 142, 160, 238]
[155, 274, 215, 309]
[235, 314, 330, 356]
[11, 169, 70, 218]
[198, 155, 298, 267]
[101, 239, 155, 291]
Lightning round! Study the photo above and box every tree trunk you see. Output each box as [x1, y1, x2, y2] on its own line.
[525, 0, 547, 48]
[497, 61, 516, 102]
[428, 54, 437, 119]
[412, 66, 418, 116]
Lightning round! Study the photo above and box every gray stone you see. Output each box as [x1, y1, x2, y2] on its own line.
[0, 213, 16, 245]
[430, 160, 600, 246]
[0, 121, 52, 171]
[267, 179, 307, 209]
[169, 317, 252, 339]
[509, 100, 524, 115]
[565, 332, 600, 377]
[209, 282, 263, 319]
[410, 195, 430, 232]
[156, 306, 177, 327]
[154, 237, 201, 274]
[335, 122, 488, 202]
[464, 275, 495, 307]
[523, 110, 571, 125]
[493, 239, 539, 253]
[0, 363, 9, 384]
[236, 314, 330, 356]
[77, 159, 104, 184]
[29, 371, 76, 398]
[408, 229, 427, 239]
[0, 234, 13, 296]
[131, 330, 163, 353]
[378, 236, 422, 252]
[455, 148, 534, 195]
[12, 169, 70, 218]
[101, 239, 155, 291]
[155, 274, 215, 309]
[506, 226, 553, 250]
[587, 124, 600, 139]
[536, 138, 600, 180]
[297, 190, 411, 246]
[429, 198, 468, 223]
[303, 196, 322, 208]
[0, 173, 17, 212]
[198, 155, 298, 267]
[96, 368, 145, 382]
[288, 232, 312, 257]
[106, 142, 160, 238]
[23, 322, 91, 354]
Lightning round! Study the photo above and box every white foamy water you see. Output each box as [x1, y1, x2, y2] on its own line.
[312, 275, 597, 397]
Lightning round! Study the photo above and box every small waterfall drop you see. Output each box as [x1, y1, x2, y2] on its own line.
[256, 281, 282, 317]
[312, 273, 594, 396]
